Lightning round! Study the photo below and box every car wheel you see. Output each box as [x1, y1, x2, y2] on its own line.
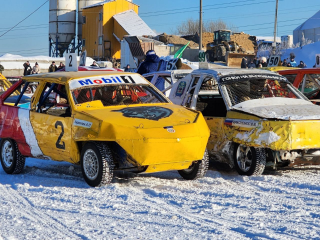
[81, 142, 115, 187]
[178, 149, 209, 180]
[0, 139, 25, 174]
[233, 144, 266, 176]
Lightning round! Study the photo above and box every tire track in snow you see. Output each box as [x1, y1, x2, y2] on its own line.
[0, 184, 88, 239]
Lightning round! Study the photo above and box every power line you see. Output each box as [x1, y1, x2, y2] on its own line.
[0, 0, 49, 39]
[139, 0, 257, 16]
[0, 27, 48, 35]
[0, 24, 48, 31]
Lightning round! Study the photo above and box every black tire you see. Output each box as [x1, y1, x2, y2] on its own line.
[0, 139, 25, 174]
[233, 143, 266, 176]
[81, 142, 115, 187]
[216, 46, 226, 61]
[178, 149, 209, 180]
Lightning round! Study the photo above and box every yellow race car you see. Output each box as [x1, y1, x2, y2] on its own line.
[0, 71, 210, 187]
[167, 68, 320, 176]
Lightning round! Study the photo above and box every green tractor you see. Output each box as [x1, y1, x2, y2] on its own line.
[205, 30, 252, 64]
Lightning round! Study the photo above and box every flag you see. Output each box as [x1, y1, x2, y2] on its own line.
[174, 41, 190, 59]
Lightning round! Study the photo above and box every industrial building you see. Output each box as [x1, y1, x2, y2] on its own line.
[81, 0, 155, 60]
[49, 0, 155, 60]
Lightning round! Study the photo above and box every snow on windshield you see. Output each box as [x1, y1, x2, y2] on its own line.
[223, 78, 303, 106]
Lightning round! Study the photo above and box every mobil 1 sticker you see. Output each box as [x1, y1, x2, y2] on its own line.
[69, 75, 147, 90]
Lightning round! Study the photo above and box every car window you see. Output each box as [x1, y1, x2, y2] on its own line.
[35, 83, 70, 117]
[223, 78, 304, 106]
[144, 76, 153, 82]
[281, 74, 297, 84]
[197, 95, 226, 117]
[2, 81, 34, 107]
[185, 77, 200, 108]
[298, 74, 320, 98]
[72, 84, 168, 106]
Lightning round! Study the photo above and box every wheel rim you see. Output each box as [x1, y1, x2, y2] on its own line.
[2, 141, 13, 168]
[83, 149, 99, 180]
[236, 145, 253, 172]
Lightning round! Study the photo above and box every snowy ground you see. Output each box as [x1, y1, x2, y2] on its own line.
[1, 158, 320, 240]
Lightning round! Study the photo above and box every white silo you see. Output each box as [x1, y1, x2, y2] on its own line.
[78, 0, 101, 38]
[49, 0, 77, 57]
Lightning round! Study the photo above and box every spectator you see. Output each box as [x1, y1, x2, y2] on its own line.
[0, 63, 4, 74]
[253, 57, 259, 67]
[124, 64, 131, 72]
[260, 57, 268, 67]
[32, 62, 41, 74]
[241, 57, 248, 68]
[23, 61, 32, 76]
[48, 61, 58, 72]
[247, 59, 256, 68]
[137, 50, 166, 90]
[257, 63, 262, 68]
[289, 58, 297, 67]
[282, 59, 288, 66]
[91, 61, 98, 67]
[57, 62, 65, 70]
[298, 61, 306, 68]
[287, 63, 292, 67]
[137, 50, 166, 75]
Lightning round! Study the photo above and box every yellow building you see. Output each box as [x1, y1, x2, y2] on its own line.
[82, 0, 155, 60]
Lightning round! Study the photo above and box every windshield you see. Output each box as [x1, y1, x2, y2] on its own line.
[72, 84, 168, 106]
[223, 78, 305, 106]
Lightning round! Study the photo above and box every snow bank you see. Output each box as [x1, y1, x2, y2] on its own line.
[0, 53, 95, 70]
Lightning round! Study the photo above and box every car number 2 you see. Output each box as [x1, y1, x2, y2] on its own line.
[55, 121, 65, 150]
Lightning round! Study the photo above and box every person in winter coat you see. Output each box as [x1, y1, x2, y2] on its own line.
[49, 61, 58, 72]
[247, 59, 256, 68]
[137, 50, 166, 90]
[124, 64, 131, 72]
[298, 61, 306, 68]
[137, 50, 165, 75]
[23, 61, 32, 76]
[282, 59, 288, 66]
[57, 62, 65, 70]
[260, 57, 268, 67]
[32, 62, 41, 74]
[289, 58, 297, 67]
[241, 57, 248, 68]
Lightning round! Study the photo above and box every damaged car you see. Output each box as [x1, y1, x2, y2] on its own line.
[0, 71, 210, 187]
[166, 68, 320, 176]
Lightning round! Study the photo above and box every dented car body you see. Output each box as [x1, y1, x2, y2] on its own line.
[167, 68, 320, 175]
[0, 71, 210, 187]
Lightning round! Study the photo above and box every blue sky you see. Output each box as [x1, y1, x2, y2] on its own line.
[0, 0, 319, 56]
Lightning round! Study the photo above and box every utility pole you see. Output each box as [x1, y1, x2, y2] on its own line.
[199, 0, 202, 51]
[273, 0, 279, 55]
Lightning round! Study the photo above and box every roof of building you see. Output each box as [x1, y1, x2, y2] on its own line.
[82, 0, 138, 10]
[294, 10, 320, 31]
[113, 10, 155, 36]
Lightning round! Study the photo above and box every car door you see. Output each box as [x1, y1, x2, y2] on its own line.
[29, 81, 74, 162]
[190, 76, 228, 153]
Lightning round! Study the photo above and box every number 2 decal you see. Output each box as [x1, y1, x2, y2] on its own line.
[69, 55, 73, 67]
[55, 121, 65, 149]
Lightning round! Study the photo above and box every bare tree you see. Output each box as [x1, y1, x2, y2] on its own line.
[175, 18, 238, 35]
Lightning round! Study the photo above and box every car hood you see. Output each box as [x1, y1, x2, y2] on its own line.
[232, 97, 320, 120]
[79, 103, 199, 128]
